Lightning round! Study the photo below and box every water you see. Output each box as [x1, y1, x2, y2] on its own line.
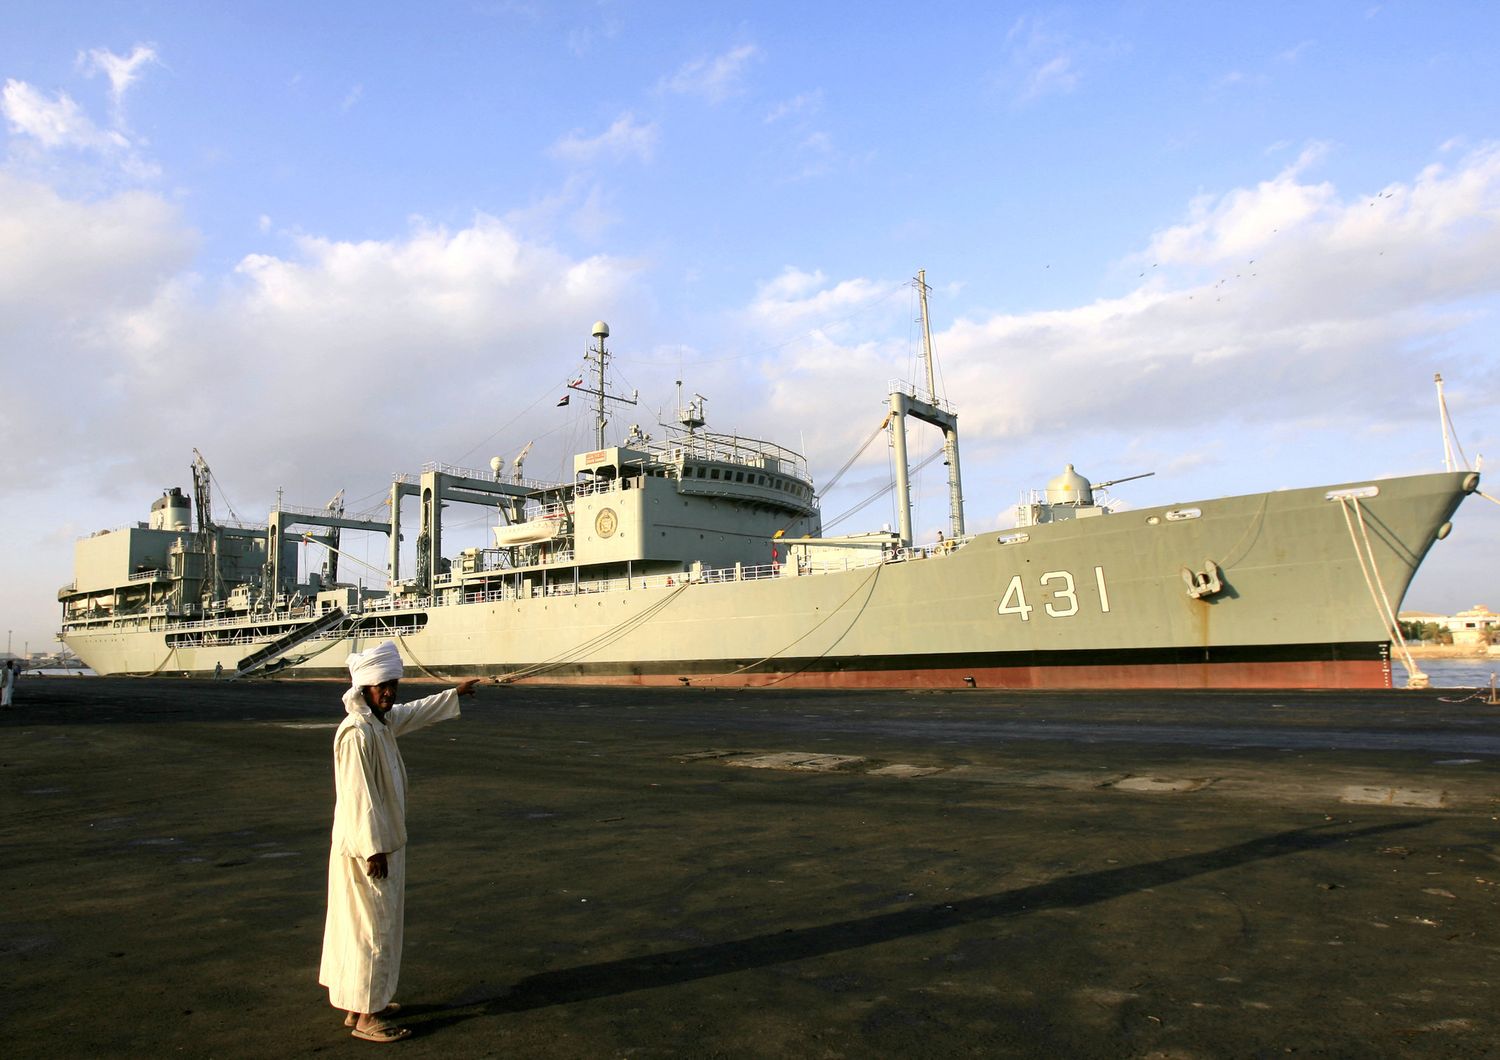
[1396, 656, 1500, 689]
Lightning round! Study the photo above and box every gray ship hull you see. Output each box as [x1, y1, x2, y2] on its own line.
[63, 470, 1476, 690]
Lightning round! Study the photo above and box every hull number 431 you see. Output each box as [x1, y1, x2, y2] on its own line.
[998, 567, 1111, 620]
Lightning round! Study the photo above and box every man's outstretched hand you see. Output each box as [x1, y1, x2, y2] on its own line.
[455, 679, 482, 697]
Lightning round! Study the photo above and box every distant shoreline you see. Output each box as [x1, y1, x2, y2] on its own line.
[1405, 644, 1499, 659]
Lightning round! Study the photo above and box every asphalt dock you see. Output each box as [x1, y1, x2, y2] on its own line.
[3, 678, 1498, 1058]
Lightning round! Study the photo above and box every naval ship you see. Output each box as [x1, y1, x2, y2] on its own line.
[58, 276, 1480, 689]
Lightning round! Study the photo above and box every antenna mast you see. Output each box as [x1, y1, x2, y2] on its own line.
[568, 322, 638, 450]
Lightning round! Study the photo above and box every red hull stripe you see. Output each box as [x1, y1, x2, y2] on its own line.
[258, 643, 1395, 690]
[508, 658, 1392, 690]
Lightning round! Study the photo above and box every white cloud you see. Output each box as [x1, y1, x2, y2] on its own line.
[0, 171, 644, 501]
[2, 60, 160, 181]
[764, 90, 822, 124]
[341, 83, 364, 112]
[0, 171, 191, 318]
[550, 112, 658, 165]
[747, 145, 1500, 469]
[659, 44, 759, 103]
[1, 79, 129, 152]
[748, 267, 896, 332]
[1145, 148, 1335, 266]
[79, 44, 159, 117]
[1025, 54, 1078, 100]
[1002, 16, 1084, 104]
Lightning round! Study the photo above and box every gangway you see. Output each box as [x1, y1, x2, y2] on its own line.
[233, 607, 347, 678]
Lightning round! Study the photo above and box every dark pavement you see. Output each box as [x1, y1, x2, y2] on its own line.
[2, 678, 1498, 1058]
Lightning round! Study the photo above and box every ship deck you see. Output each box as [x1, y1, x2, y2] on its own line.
[4, 680, 1498, 1057]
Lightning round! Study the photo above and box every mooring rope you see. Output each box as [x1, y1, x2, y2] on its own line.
[1338, 495, 1426, 689]
[123, 644, 180, 678]
[697, 562, 886, 687]
[1219, 492, 1270, 568]
[394, 632, 455, 682]
[493, 580, 694, 683]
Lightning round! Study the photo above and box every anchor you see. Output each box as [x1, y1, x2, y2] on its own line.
[1182, 559, 1224, 600]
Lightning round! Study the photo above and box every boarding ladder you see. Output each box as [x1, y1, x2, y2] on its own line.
[233, 607, 347, 678]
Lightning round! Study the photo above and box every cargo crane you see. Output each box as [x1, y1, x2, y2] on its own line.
[190, 449, 222, 609]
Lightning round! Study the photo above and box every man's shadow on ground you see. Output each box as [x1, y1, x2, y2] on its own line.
[409, 819, 1426, 1032]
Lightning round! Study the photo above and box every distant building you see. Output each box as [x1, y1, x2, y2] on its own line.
[1401, 605, 1500, 649]
[1445, 605, 1500, 648]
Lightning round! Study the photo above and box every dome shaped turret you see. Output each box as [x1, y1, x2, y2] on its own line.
[1045, 464, 1094, 505]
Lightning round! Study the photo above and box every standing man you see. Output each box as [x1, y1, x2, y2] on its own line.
[1, 660, 15, 707]
[319, 640, 482, 1043]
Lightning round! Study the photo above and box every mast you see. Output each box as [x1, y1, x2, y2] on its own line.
[916, 269, 965, 540]
[888, 271, 965, 547]
[919, 269, 940, 402]
[1436, 372, 1456, 472]
[568, 322, 638, 450]
[592, 322, 608, 449]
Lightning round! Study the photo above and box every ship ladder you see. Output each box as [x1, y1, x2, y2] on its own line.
[1337, 496, 1426, 689]
[233, 607, 348, 679]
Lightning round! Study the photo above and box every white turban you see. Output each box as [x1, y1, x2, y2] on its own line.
[348, 641, 404, 687]
[342, 641, 404, 716]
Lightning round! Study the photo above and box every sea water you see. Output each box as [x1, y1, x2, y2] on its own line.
[1396, 657, 1500, 689]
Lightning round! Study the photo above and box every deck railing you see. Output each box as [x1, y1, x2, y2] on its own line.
[65, 536, 971, 638]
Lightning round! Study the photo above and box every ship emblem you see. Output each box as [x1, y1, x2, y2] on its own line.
[595, 507, 618, 538]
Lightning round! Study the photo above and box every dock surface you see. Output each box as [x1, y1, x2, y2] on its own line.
[3, 679, 1498, 1058]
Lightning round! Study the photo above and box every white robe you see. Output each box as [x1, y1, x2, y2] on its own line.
[318, 687, 461, 1013]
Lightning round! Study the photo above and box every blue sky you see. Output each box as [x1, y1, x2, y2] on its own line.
[2, 2, 1498, 656]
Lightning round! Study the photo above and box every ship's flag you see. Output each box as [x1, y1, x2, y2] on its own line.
[570, 376, 583, 387]
[557, 394, 570, 407]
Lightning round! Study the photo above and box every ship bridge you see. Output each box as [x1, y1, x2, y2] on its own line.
[582, 429, 818, 518]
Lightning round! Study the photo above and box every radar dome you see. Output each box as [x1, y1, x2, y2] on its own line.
[1045, 464, 1094, 505]
[592, 321, 610, 338]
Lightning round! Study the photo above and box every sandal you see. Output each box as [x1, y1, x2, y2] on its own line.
[351, 1019, 410, 1043]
